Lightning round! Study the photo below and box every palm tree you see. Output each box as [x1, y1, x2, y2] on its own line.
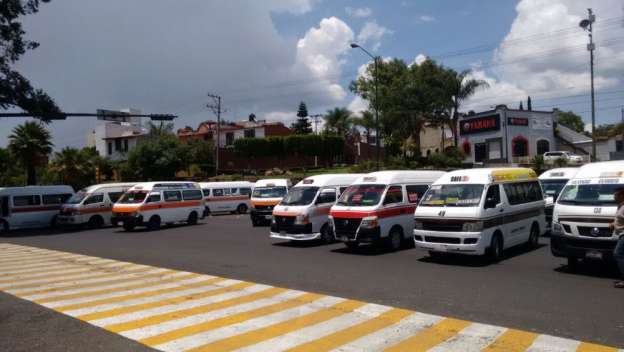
[323, 107, 353, 136]
[446, 69, 489, 147]
[49, 147, 93, 189]
[8, 121, 53, 185]
[352, 110, 375, 144]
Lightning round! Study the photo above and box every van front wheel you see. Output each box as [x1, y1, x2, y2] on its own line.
[487, 233, 503, 262]
[187, 212, 198, 225]
[527, 223, 539, 249]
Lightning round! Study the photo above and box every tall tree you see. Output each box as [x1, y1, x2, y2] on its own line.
[323, 107, 353, 136]
[445, 69, 489, 147]
[49, 147, 94, 189]
[352, 110, 375, 144]
[527, 96, 532, 111]
[556, 110, 585, 133]
[1, 0, 61, 121]
[8, 121, 53, 184]
[291, 101, 312, 134]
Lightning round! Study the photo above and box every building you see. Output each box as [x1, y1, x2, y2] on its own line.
[421, 125, 454, 156]
[459, 105, 557, 165]
[87, 108, 147, 161]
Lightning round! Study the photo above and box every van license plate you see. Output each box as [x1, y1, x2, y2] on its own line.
[585, 250, 602, 260]
[265, 215, 272, 220]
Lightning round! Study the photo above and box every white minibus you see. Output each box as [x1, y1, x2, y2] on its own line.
[0, 185, 74, 233]
[330, 171, 445, 251]
[551, 161, 624, 267]
[58, 183, 136, 228]
[249, 178, 291, 226]
[111, 182, 204, 231]
[270, 174, 361, 243]
[538, 168, 579, 228]
[199, 181, 253, 215]
[414, 168, 546, 260]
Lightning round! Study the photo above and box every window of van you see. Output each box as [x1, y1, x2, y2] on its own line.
[164, 191, 182, 202]
[240, 188, 252, 196]
[316, 188, 336, 204]
[484, 185, 501, 208]
[213, 189, 224, 197]
[108, 192, 124, 203]
[503, 181, 542, 205]
[118, 191, 148, 204]
[66, 191, 87, 204]
[337, 184, 385, 206]
[83, 194, 104, 205]
[281, 187, 319, 206]
[539, 180, 568, 199]
[147, 193, 161, 203]
[42, 194, 72, 205]
[421, 184, 484, 207]
[558, 183, 619, 206]
[383, 186, 403, 205]
[406, 185, 429, 203]
[183, 190, 203, 201]
[13, 195, 40, 207]
[202, 189, 210, 197]
[252, 187, 287, 198]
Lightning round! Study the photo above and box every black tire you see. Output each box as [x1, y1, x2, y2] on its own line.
[237, 204, 248, 214]
[567, 257, 579, 270]
[50, 215, 59, 229]
[387, 227, 403, 251]
[147, 216, 161, 231]
[487, 233, 503, 262]
[122, 223, 135, 231]
[0, 220, 9, 236]
[527, 223, 539, 249]
[187, 212, 198, 225]
[88, 215, 104, 229]
[320, 224, 334, 244]
[345, 242, 359, 250]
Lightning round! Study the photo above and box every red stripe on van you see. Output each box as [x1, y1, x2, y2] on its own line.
[330, 205, 416, 219]
[12, 205, 61, 213]
[205, 196, 248, 202]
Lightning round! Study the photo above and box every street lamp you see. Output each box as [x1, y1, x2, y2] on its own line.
[580, 8, 596, 160]
[350, 43, 380, 171]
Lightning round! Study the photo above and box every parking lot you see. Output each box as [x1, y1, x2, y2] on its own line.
[1, 214, 623, 350]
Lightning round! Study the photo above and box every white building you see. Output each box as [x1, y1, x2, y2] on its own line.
[87, 108, 147, 161]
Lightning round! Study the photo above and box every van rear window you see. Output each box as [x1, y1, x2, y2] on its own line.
[13, 195, 41, 207]
[183, 190, 203, 201]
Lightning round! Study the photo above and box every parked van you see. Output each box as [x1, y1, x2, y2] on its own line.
[111, 182, 204, 231]
[249, 178, 291, 226]
[199, 181, 253, 215]
[551, 161, 624, 267]
[330, 171, 445, 251]
[0, 185, 74, 233]
[538, 168, 579, 228]
[270, 174, 361, 243]
[414, 168, 546, 260]
[58, 183, 136, 228]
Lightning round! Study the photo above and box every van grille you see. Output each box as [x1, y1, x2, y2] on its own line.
[577, 226, 613, 238]
[424, 236, 461, 244]
[273, 216, 295, 233]
[421, 220, 464, 232]
[333, 218, 361, 239]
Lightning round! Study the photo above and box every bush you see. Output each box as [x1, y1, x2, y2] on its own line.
[531, 155, 545, 174]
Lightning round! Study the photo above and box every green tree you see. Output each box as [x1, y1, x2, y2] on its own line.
[1, 0, 61, 121]
[290, 101, 312, 134]
[184, 139, 214, 176]
[323, 107, 353, 135]
[49, 147, 94, 189]
[445, 69, 489, 147]
[126, 135, 188, 180]
[0, 147, 24, 185]
[8, 121, 53, 184]
[556, 111, 585, 133]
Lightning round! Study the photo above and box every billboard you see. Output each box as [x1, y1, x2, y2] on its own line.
[459, 115, 500, 136]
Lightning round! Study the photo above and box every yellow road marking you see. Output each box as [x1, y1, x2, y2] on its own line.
[287, 308, 414, 352]
[482, 329, 539, 351]
[0, 262, 123, 284]
[79, 281, 254, 321]
[384, 318, 472, 352]
[0, 263, 138, 288]
[0, 253, 84, 266]
[187, 299, 367, 352]
[577, 342, 619, 352]
[0, 259, 114, 277]
[56, 277, 225, 312]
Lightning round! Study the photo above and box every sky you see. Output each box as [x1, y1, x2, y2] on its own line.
[1, 0, 623, 149]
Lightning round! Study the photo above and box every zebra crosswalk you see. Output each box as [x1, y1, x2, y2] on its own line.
[0, 243, 620, 352]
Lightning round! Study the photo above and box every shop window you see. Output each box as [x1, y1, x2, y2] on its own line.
[475, 143, 487, 163]
[487, 138, 502, 160]
[512, 135, 528, 157]
[115, 139, 122, 151]
[537, 139, 550, 155]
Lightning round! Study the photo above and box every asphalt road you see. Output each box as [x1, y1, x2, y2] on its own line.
[1, 214, 623, 350]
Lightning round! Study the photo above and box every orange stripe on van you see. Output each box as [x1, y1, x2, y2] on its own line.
[251, 200, 281, 207]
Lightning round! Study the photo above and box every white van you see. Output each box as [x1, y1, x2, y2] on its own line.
[551, 161, 624, 267]
[330, 171, 445, 251]
[414, 168, 546, 260]
[249, 178, 291, 226]
[270, 174, 361, 243]
[538, 168, 579, 228]
[199, 181, 253, 215]
[111, 182, 204, 231]
[0, 185, 74, 233]
[58, 183, 136, 228]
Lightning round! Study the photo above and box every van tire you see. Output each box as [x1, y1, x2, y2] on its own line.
[147, 216, 161, 231]
[0, 220, 8, 236]
[527, 223, 540, 249]
[487, 232, 503, 262]
[88, 215, 104, 229]
[320, 224, 334, 244]
[387, 226, 403, 251]
[50, 215, 59, 229]
[345, 242, 359, 250]
[187, 212, 198, 225]
[122, 223, 135, 231]
[237, 204, 248, 214]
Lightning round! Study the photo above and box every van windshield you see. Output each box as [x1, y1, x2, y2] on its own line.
[252, 187, 287, 199]
[558, 183, 618, 206]
[65, 191, 87, 204]
[281, 187, 319, 206]
[420, 184, 484, 207]
[539, 180, 568, 199]
[117, 191, 148, 204]
[336, 184, 385, 207]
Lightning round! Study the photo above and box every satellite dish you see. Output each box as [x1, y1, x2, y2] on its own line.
[579, 19, 591, 29]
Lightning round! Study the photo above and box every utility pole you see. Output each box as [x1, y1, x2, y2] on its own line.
[580, 8, 596, 160]
[207, 93, 222, 175]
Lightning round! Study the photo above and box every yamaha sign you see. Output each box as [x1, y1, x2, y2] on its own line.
[459, 115, 501, 136]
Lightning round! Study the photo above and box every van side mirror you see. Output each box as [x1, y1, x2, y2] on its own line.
[484, 198, 497, 209]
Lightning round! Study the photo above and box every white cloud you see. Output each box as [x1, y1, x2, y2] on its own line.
[265, 111, 295, 123]
[463, 68, 527, 112]
[345, 6, 372, 18]
[411, 53, 428, 66]
[356, 21, 393, 51]
[348, 96, 369, 116]
[416, 15, 436, 23]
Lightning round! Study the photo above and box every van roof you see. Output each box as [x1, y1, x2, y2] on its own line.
[83, 183, 137, 192]
[353, 170, 446, 185]
[294, 174, 361, 188]
[0, 185, 74, 195]
[128, 181, 200, 191]
[198, 181, 254, 188]
[538, 168, 579, 180]
[573, 161, 624, 179]
[435, 168, 537, 184]
[254, 179, 290, 187]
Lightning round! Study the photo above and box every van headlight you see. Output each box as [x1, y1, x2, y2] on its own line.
[294, 214, 310, 225]
[552, 221, 563, 234]
[462, 221, 483, 232]
[360, 216, 379, 229]
[414, 220, 423, 230]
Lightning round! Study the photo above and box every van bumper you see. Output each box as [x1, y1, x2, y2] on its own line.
[336, 227, 381, 244]
[413, 229, 486, 255]
[550, 233, 617, 260]
[111, 214, 144, 227]
[270, 232, 321, 241]
[57, 215, 84, 225]
[250, 210, 273, 223]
